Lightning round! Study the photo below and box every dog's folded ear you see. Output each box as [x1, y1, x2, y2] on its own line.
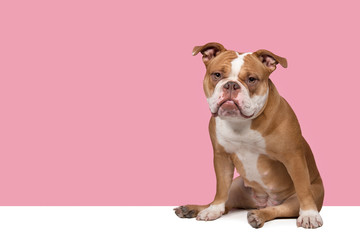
[254, 50, 288, 72]
[192, 42, 227, 66]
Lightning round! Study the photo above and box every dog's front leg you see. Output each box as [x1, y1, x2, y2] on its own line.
[174, 146, 234, 221]
[195, 148, 234, 221]
[174, 118, 234, 221]
[281, 153, 323, 228]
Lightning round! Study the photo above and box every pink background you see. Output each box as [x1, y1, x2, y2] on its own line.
[0, 0, 359, 206]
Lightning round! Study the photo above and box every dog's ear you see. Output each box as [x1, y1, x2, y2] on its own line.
[192, 42, 227, 66]
[254, 49, 288, 72]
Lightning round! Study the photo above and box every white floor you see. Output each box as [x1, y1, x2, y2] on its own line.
[0, 206, 357, 240]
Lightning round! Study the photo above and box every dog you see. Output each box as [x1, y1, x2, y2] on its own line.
[174, 42, 324, 229]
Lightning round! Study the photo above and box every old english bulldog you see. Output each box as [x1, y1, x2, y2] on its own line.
[174, 42, 324, 228]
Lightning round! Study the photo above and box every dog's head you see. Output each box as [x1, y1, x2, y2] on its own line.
[193, 42, 287, 120]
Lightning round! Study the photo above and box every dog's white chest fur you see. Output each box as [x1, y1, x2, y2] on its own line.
[215, 118, 266, 187]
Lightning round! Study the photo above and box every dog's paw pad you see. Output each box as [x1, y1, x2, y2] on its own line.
[297, 210, 323, 229]
[196, 204, 224, 221]
[247, 211, 265, 228]
[174, 206, 196, 218]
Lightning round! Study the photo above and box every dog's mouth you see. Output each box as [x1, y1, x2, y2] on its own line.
[212, 99, 254, 119]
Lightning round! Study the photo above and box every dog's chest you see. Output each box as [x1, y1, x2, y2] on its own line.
[215, 118, 266, 186]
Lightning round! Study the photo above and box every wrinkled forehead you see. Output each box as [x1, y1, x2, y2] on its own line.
[206, 51, 238, 72]
[207, 51, 266, 77]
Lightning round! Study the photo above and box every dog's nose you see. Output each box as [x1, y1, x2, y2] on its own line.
[223, 81, 240, 91]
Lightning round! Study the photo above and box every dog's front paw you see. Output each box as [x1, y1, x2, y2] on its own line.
[297, 209, 323, 229]
[174, 206, 197, 218]
[196, 204, 225, 221]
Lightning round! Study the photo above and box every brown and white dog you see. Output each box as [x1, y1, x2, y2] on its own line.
[174, 42, 324, 229]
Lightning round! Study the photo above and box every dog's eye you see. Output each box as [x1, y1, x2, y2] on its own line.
[212, 72, 222, 81]
[247, 77, 258, 84]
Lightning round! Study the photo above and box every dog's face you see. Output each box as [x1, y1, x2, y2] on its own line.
[193, 42, 287, 120]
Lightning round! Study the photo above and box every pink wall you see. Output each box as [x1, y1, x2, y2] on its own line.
[0, 0, 359, 205]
